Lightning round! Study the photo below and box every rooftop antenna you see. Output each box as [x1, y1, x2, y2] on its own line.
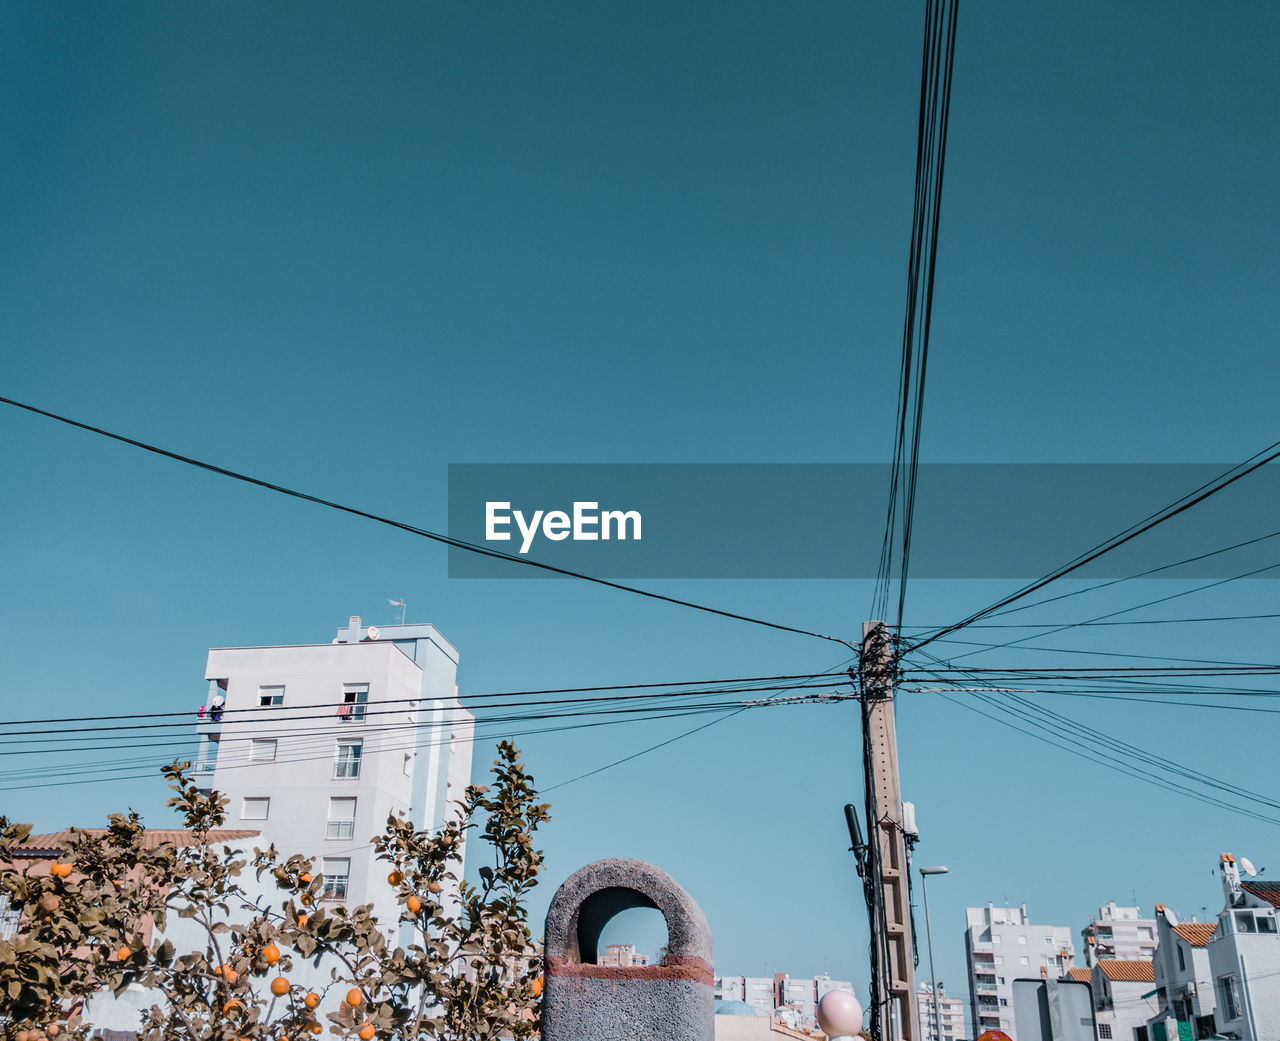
[388, 598, 406, 625]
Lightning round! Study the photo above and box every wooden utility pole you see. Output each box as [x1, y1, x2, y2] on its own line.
[859, 620, 920, 1041]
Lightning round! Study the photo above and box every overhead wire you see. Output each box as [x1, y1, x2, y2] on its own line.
[0, 395, 853, 651]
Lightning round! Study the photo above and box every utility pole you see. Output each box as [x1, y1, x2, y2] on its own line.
[857, 621, 920, 1041]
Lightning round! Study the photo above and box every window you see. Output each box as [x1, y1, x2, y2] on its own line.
[1098, 1025, 1112, 1039]
[1218, 975, 1240, 1021]
[1235, 912, 1257, 934]
[327, 797, 357, 840]
[321, 858, 350, 902]
[1018, 936, 1027, 945]
[250, 738, 277, 762]
[241, 797, 270, 820]
[259, 686, 285, 707]
[338, 683, 369, 722]
[997, 977, 1005, 985]
[1177, 944, 1186, 972]
[334, 740, 362, 779]
[1044, 937, 1053, 945]
[999, 999, 1008, 1008]
[1260, 915, 1278, 934]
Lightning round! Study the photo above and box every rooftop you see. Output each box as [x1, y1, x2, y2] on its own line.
[1066, 967, 1092, 983]
[1173, 922, 1217, 947]
[1097, 960, 1155, 983]
[1242, 881, 1280, 909]
[17, 829, 262, 854]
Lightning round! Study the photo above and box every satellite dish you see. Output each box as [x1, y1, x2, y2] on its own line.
[1241, 857, 1258, 877]
[1162, 907, 1179, 928]
[367, 626, 380, 640]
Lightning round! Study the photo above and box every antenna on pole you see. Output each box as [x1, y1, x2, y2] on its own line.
[388, 598, 406, 625]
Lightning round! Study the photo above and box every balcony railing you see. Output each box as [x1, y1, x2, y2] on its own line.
[192, 759, 218, 774]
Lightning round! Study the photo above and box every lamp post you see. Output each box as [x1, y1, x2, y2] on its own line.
[920, 866, 950, 1041]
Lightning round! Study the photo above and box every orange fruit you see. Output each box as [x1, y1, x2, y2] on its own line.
[358, 1025, 375, 1041]
[262, 943, 281, 965]
[300, 894, 313, 906]
[427, 881, 442, 895]
[50, 863, 72, 879]
[298, 872, 312, 885]
[304, 993, 320, 1010]
[214, 964, 238, 984]
[387, 870, 403, 885]
[47, 1026, 61, 1038]
[297, 914, 309, 927]
[271, 977, 291, 997]
[38, 894, 60, 914]
[345, 989, 362, 1008]
[405, 895, 421, 914]
[116, 946, 132, 962]
[308, 1024, 322, 1036]
[531, 975, 544, 997]
[222, 1000, 244, 1017]
[15, 1029, 30, 1041]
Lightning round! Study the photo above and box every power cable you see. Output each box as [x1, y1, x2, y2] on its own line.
[0, 395, 853, 650]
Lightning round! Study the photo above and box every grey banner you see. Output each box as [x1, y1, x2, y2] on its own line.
[446, 464, 1280, 579]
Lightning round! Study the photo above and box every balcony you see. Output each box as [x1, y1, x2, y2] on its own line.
[192, 758, 218, 774]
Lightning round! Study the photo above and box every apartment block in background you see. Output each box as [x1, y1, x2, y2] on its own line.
[965, 903, 1075, 1039]
[1082, 902, 1158, 967]
[194, 615, 474, 944]
[917, 982, 965, 1041]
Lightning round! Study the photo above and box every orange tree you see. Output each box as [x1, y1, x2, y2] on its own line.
[0, 740, 549, 1041]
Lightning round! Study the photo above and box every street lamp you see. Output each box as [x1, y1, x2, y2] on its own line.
[920, 866, 950, 1041]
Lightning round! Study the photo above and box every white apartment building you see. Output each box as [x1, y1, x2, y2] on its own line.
[713, 973, 855, 1029]
[193, 615, 474, 948]
[600, 943, 650, 967]
[965, 903, 1075, 1039]
[917, 982, 965, 1041]
[1205, 853, 1280, 1041]
[1146, 910, 1217, 1041]
[1091, 959, 1157, 1041]
[1083, 903, 1158, 967]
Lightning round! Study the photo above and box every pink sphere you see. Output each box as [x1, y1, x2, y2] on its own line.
[817, 990, 864, 1037]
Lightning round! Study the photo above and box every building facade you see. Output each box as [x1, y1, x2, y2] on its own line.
[1091, 959, 1157, 1041]
[1143, 909, 1217, 1041]
[965, 903, 1075, 1039]
[917, 982, 965, 1041]
[1205, 853, 1280, 1041]
[194, 615, 474, 947]
[1083, 903, 1159, 967]
[712, 973, 855, 1029]
[600, 943, 650, 967]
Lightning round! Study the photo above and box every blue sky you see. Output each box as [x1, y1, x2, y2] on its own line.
[3, 0, 1278, 1026]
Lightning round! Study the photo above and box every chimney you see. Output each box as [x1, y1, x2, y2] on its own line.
[1221, 852, 1242, 907]
[337, 615, 363, 644]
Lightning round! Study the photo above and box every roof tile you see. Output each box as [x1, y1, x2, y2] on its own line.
[1172, 922, 1217, 947]
[1097, 960, 1155, 983]
[1242, 881, 1280, 909]
[18, 829, 261, 853]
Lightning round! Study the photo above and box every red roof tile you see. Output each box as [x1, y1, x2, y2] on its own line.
[1173, 922, 1217, 947]
[1066, 967, 1092, 982]
[1242, 881, 1280, 908]
[1097, 960, 1155, 983]
[18, 829, 261, 853]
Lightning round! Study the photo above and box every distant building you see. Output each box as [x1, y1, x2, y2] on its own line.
[965, 903, 1075, 1039]
[1083, 903, 1158, 967]
[1091, 959, 1156, 1041]
[1145, 908, 1217, 1041]
[713, 973, 855, 1029]
[195, 615, 474, 944]
[917, 982, 965, 1041]
[1205, 853, 1280, 1041]
[600, 943, 649, 967]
